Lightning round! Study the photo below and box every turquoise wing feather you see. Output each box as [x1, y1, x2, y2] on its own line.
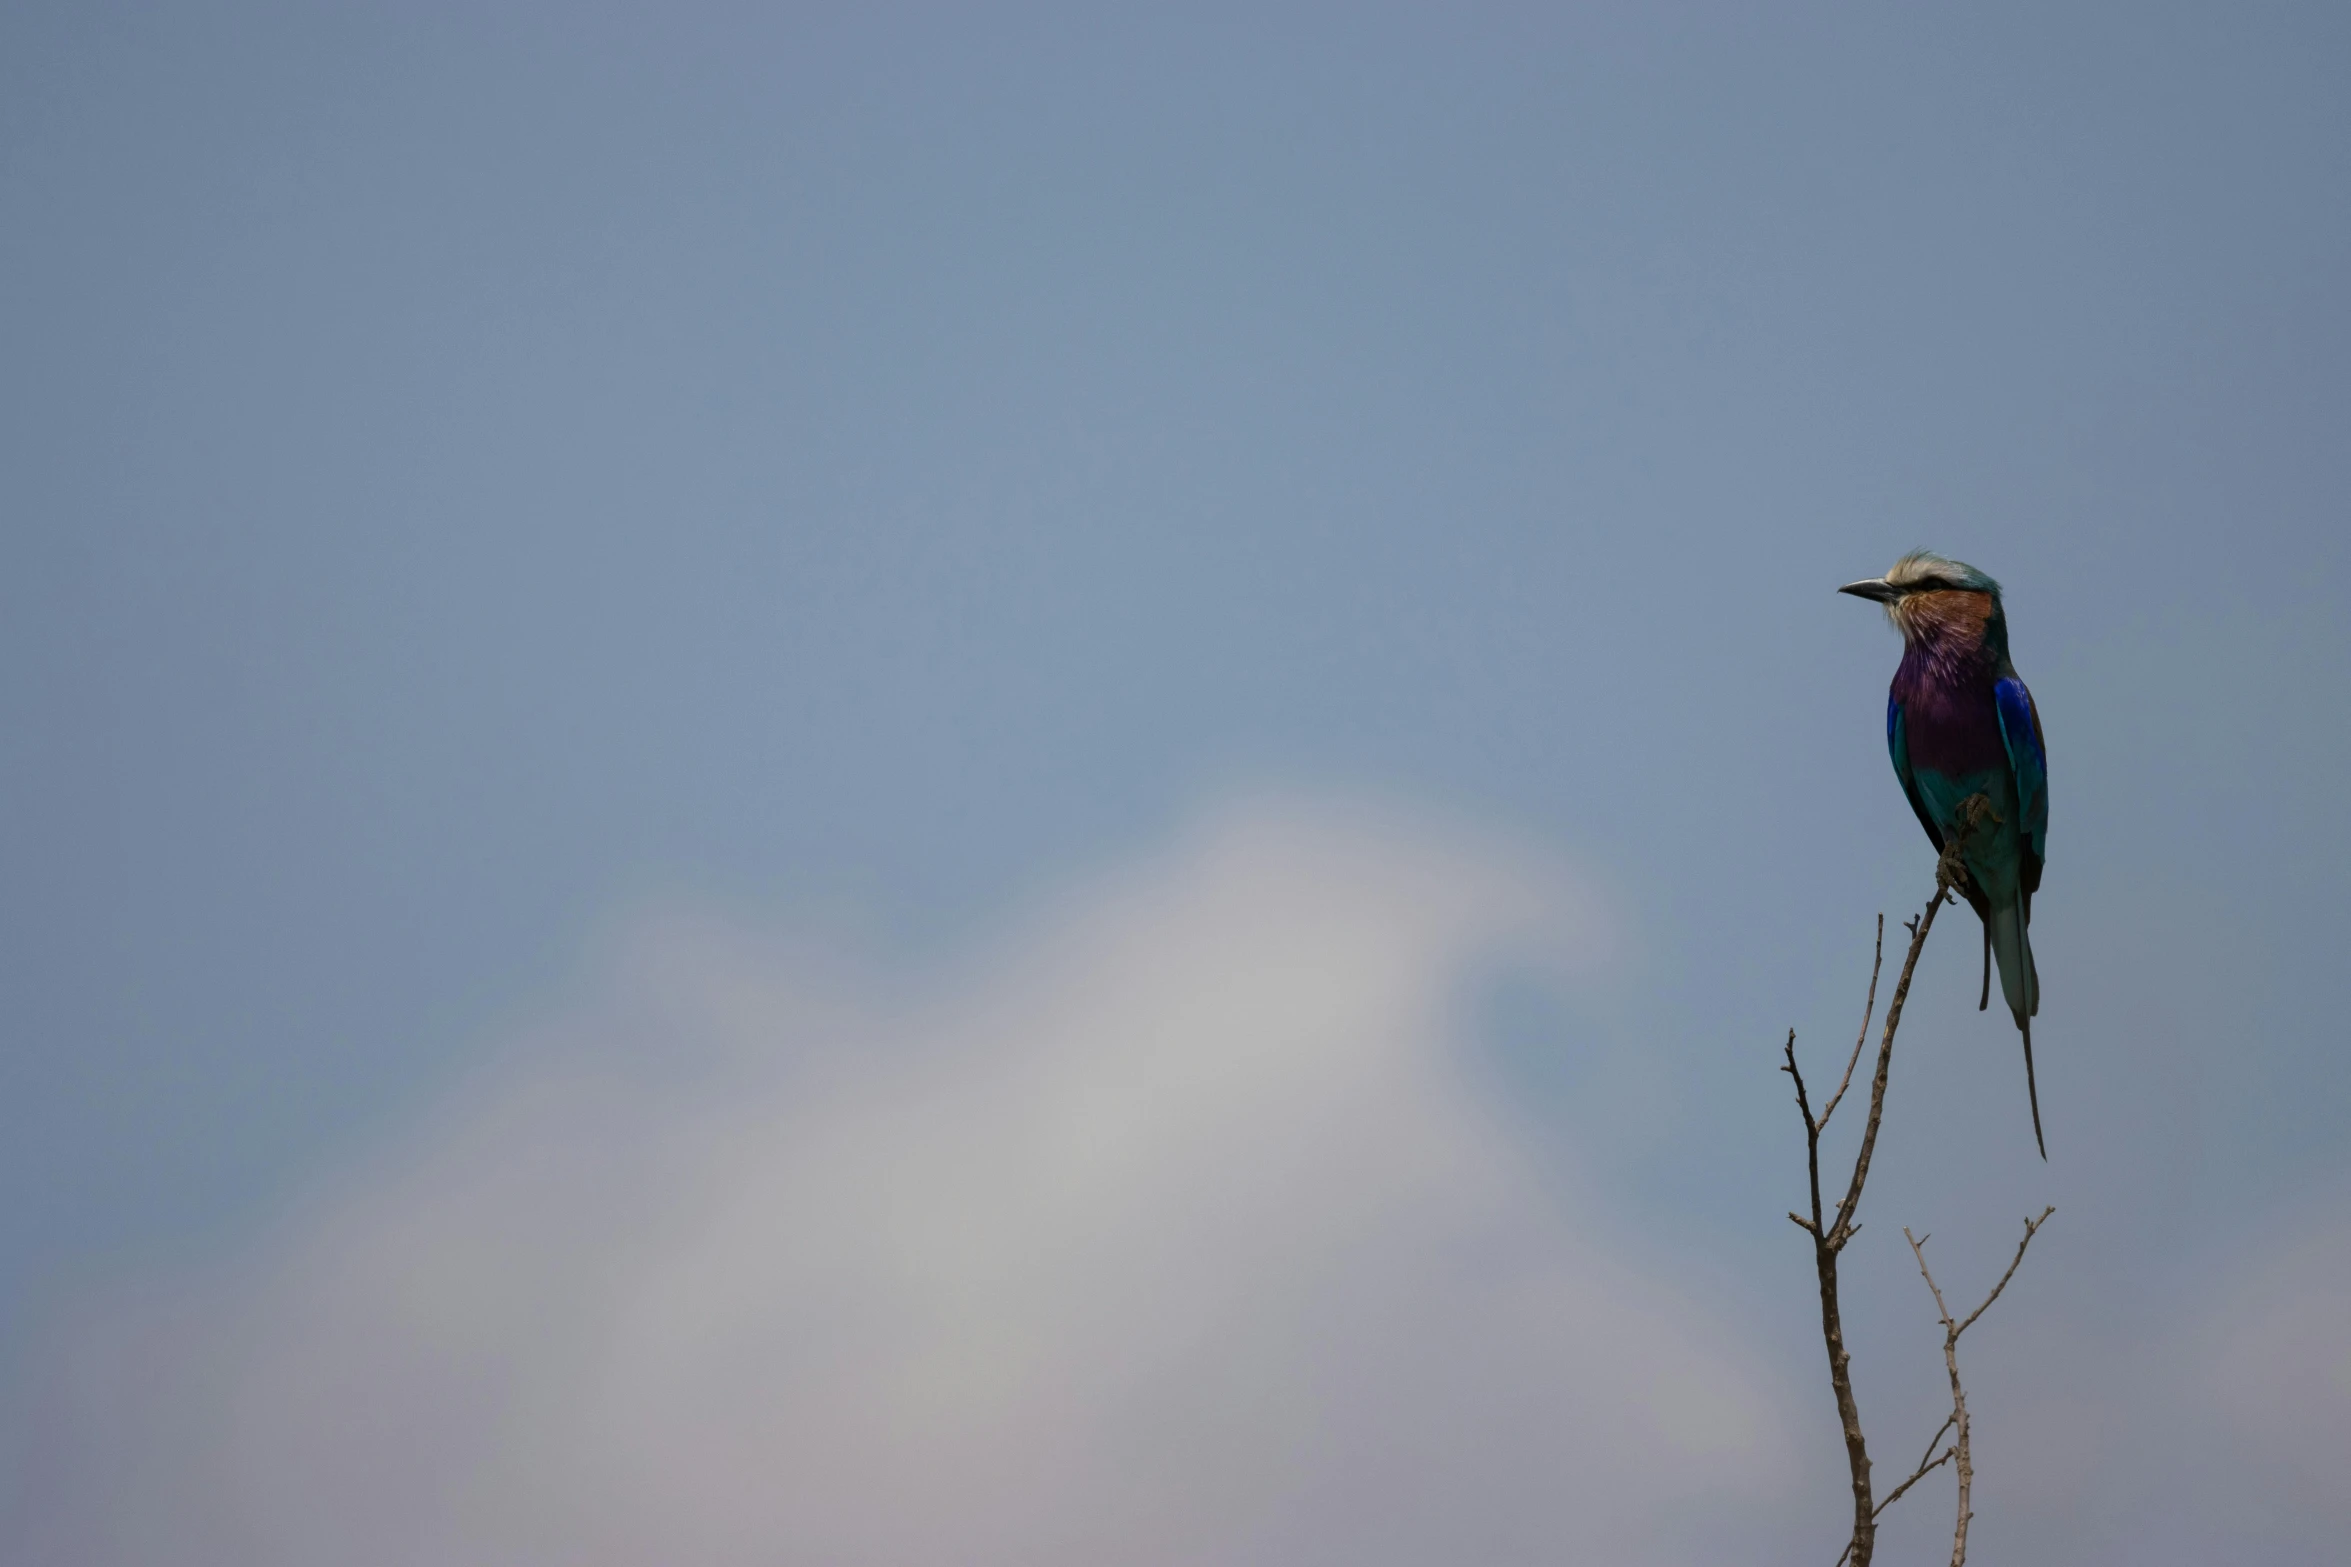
[1886, 697, 1944, 852]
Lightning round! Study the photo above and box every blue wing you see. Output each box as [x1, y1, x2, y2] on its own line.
[1992, 677, 2047, 890]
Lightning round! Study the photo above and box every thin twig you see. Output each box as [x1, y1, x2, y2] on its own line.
[1903, 1209, 2056, 1567]
[1785, 896, 1942, 1567]
[1784, 814, 1988, 1567]
[1877, 1442, 1957, 1517]
[1824, 1418, 1956, 1567]
[1818, 914, 1884, 1129]
[1826, 887, 1948, 1254]
[1781, 1031, 1823, 1238]
[1956, 1209, 2054, 1340]
[1832, 1421, 1959, 1567]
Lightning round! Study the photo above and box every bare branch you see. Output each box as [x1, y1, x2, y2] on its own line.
[1826, 887, 1947, 1253]
[1818, 914, 1884, 1129]
[1956, 1208, 2055, 1340]
[1881, 1415, 1958, 1516]
[1783, 801, 2034, 1567]
[1781, 1030, 1824, 1234]
[1902, 1209, 2057, 1567]
[1872, 1448, 1959, 1530]
[1834, 1427, 1958, 1567]
[1786, 897, 1943, 1567]
[1908, 1412, 1958, 1476]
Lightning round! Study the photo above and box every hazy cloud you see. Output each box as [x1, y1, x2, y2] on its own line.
[10, 802, 1799, 1566]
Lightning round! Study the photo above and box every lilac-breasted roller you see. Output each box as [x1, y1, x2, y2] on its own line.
[1840, 552, 2049, 1158]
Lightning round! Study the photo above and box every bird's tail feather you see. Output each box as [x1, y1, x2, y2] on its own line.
[1988, 897, 2047, 1158]
[2021, 1015, 2047, 1160]
[1987, 899, 2037, 1024]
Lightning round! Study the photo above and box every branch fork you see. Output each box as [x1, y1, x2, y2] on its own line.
[1782, 805, 2053, 1567]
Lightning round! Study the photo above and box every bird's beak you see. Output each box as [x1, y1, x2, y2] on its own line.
[1838, 578, 1897, 603]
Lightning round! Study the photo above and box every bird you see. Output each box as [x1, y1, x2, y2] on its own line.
[1840, 552, 2049, 1158]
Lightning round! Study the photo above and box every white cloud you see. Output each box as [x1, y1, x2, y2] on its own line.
[11, 800, 1798, 1566]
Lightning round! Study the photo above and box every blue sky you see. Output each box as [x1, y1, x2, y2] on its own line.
[4, 4, 2348, 1561]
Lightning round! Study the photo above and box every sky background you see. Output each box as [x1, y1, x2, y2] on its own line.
[3, 2, 2348, 1562]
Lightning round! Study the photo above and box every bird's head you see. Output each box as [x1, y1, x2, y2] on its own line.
[1839, 552, 2002, 639]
